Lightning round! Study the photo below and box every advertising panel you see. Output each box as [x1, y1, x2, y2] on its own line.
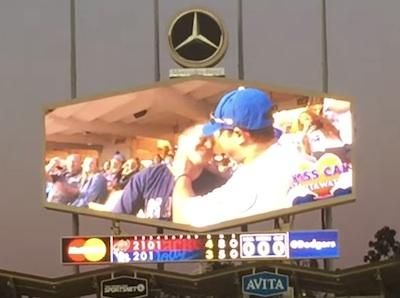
[62, 236, 111, 264]
[242, 271, 289, 297]
[44, 78, 355, 232]
[61, 230, 339, 265]
[288, 230, 339, 259]
[101, 276, 148, 298]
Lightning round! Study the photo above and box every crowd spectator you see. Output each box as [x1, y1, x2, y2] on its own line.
[70, 157, 108, 207]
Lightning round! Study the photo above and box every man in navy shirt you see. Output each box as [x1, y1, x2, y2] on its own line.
[71, 157, 108, 208]
[112, 163, 226, 220]
[112, 125, 227, 220]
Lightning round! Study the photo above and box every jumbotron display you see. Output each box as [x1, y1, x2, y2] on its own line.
[44, 79, 355, 232]
[62, 230, 339, 264]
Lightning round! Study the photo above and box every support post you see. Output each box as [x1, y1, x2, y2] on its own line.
[157, 227, 164, 271]
[111, 220, 122, 236]
[321, 0, 334, 272]
[238, 0, 244, 80]
[72, 213, 80, 275]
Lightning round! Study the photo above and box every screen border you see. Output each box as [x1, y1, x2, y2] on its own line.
[42, 77, 357, 233]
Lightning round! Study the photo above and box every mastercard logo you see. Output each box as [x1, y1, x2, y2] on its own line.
[67, 238, 107, 262]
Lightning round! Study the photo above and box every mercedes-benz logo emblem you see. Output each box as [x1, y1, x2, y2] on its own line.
[168, 9, 228, 68]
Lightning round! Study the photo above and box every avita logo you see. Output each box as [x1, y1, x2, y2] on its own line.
[245, 277, 285, 291]
[67, 238, 107, 262]
[242, 271, 288, 297]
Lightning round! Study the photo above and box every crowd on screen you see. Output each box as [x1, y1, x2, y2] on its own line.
[274, 100, 352, 160]
[45, 91, 352, 226]
[45, 149, 235, 210]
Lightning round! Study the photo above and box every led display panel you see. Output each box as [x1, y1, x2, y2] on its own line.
[61, 230, 339, 264]
[44, 78, 355, 232]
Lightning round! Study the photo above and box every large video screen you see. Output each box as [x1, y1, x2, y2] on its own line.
[43, 78, 354, 232]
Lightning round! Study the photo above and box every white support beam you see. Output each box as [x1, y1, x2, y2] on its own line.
[46, 133, 111, 146]
[72, 94, 140, 122]
[46, 115, 175, 140]
[45, 117, 74, 135]
[100, 91, 154, 123]
[155, 87, 211, 122]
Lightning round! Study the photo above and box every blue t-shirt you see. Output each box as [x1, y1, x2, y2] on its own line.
[112, 164, 227, 220]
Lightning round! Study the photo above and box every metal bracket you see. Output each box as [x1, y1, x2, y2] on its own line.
[273, 215, 294, 232]
[111, 220, 122, 236]
[6, 278, 17, 298]
[157, 227, 165, 271]
[376, 268, 386, 297]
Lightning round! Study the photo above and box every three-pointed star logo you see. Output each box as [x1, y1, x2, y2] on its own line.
[168, 9, 226, 67]
[174, 12, 219, 51]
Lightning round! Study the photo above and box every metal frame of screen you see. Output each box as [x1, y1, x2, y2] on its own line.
[43, 77, 356, 233]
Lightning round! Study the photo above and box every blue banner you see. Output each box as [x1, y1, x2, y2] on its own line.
[288, 230, 339, 259]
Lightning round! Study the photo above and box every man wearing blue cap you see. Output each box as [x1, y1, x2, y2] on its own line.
[172, 87, 301, 227]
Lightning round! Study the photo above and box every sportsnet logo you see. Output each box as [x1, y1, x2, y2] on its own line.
[104, 284, 146, 294]
[101, 276, 148, 298]
[288, 230, 339, 259]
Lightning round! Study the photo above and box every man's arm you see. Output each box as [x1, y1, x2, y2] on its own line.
[171, 157, 205, 224]
[172, 175, 195, 224]
[44, 158, 61, 182]
[173, 175, 195, 196]
[172, 170, 258, 227]
[51, 181, 80, 203]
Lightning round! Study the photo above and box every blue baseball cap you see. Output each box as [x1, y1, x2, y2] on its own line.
[203, 87, 274, 136]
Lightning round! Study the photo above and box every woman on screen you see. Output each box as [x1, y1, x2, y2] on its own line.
[296, 110, 344, 156]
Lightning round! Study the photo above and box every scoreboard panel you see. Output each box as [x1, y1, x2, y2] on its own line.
[62, 230, 339, 264]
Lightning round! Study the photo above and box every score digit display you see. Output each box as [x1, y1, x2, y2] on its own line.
[240, 233, 288, 259]
[112, 235, 206, 263]
[111, 234, 242, 263]
[61, 230, 339, 265]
